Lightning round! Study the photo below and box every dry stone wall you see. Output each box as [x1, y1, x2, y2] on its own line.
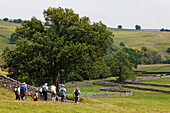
[0, 74, 52, 100]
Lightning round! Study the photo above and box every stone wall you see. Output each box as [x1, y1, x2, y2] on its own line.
[122, 85, 170, 94]
[123, 82, 170, 88]
[0, 74, 52, 100]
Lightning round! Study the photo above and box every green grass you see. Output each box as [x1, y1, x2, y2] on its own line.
[1, 85, 170, 113]
[112, 31, 170, 59]
[125, 84, 170, 91]
[66, 85, 117, 96]
[133, 64, 170, 71]
[96, 89, 170, 113]
[136, 74, 158, 77]
[0, 21, 19, 50]
[151, 67, 170, 72]
[137, 77, 170, 85]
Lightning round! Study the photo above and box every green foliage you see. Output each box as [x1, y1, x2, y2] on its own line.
[15, 17, 45, 40]
[166, 47, 170, 53]
[9, 33, 19, 44]
[1, 7, 111, 91]
[135, 25, 141, 30]
[111, 50, 135, 81]
[118, 25, 122, 29]
[139, 47, 162, 64]
[44, 21, 50, 26]
[123, 47, 140, 68]
[119, 42, 125, 47]
[13, 18, 22, 23]
[72, 74, 84, 81]
[3, 18, 8, 21]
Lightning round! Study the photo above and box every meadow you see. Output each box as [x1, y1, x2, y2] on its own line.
[1, 86, 170, 113]
[133, 64, 170, 71]
[137, 77, 170, 85]
[112, 31, 170, 59]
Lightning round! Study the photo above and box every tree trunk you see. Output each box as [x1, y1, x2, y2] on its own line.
[53, 63, 61, 95]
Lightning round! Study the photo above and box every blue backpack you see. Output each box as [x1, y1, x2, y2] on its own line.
[60, 88, 65, 95]
[42, 86, 47, 92]
[75, 89, 79, 96]
[20, 85, 26, 92]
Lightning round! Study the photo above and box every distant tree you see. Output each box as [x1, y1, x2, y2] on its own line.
[118, 25, 122, 29]
[17, 19, 22, 23]
[119, 42, 125, 47]
[13, 19, 17, 23]
[44, 21, 50, 26]
[3, 18, 8, 21]
[111, 50, 135, 82]
[123, 47, 140, 68]
[166, 48, 170, 53]
[135, 25, 141, 30]
[9, 33, 19, 44]
[160, 28, 164, 31]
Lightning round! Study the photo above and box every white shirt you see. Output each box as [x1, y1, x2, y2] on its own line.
[51, 85, 56, 93]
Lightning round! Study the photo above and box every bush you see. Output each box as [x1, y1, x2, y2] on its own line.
[3, 18, 8, 21]
[166, 48, 170, 53]
[72, 74, 84, 81]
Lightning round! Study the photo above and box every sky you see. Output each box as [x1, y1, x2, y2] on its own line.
[0, 0, 170, 29]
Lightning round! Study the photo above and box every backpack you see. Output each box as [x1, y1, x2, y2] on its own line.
[60, 88, 65, 95]
[42, 86, 47, 92]
[20, 85, 26, 92]
[74, 89, 79, 96]
[15, 88, 18, 95]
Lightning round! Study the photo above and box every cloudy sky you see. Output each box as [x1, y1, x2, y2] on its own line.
[0, 0, 170, 29]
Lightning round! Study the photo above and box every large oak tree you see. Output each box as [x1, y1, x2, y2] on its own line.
[1, 7, 111, 93]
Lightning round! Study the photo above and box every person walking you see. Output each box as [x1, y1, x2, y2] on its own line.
[73, 86, 81, 103]
[15, 85, 20, 100]
[33, 89, 39, 101]
[42, 83, 48, 101]
[39, 86, 43, 100]
[51, 84, 56, 101]
[20, 82, 27, 100]
[59, 85, 66, 102]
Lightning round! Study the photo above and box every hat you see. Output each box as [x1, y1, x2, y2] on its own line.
[62, 84, 65, 87]
[23, 82, 26, 85]
[45, 83, 48, 86]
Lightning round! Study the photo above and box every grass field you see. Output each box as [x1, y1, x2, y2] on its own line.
[137, 77, 170, 85]
[1, 86, 170, 113]
[133, 64, 170, 71]
[112, 31, 170, 59]
[151, 67, 170, 72]
[0, 21, 19, 50]
[125, 84, 170, 91]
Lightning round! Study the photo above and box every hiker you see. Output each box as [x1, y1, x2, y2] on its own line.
[20, 82, 27, 100]
[39, 86, 43, 100]
[42, 83, 48, 101]
[14, 85, 20, 100]
[33, 89, 39, 101]
[59, 84, 66, 102]
[73, 86, 81, 103]
[51, 84, 56, 101]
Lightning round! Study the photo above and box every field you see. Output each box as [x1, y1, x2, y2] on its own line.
[1, 86, 170, 113]
[151, 67, 170, 72]
[112, 31, 170, 59]
[0, 21, 19, 50]
[133, 64, 170, 71]
[137, 77, 170, 85]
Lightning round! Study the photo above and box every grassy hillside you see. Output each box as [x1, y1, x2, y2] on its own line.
[134, 64, 170, 71]
[1, 85, 170, 113]
[0, 21, 20, 50]
[112, 31, 170, 59]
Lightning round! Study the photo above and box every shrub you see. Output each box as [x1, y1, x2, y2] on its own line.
[166, 48, 170, 53]
[72, 74, 84, 81]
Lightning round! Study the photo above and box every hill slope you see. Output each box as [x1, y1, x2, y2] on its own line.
[0, 21, 20, 50]
[112, 31, 170, 59]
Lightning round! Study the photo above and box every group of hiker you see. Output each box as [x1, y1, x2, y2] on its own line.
[14, 82, 81, 103]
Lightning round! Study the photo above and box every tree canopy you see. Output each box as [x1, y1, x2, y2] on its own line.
[1, 7, 112, 93]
